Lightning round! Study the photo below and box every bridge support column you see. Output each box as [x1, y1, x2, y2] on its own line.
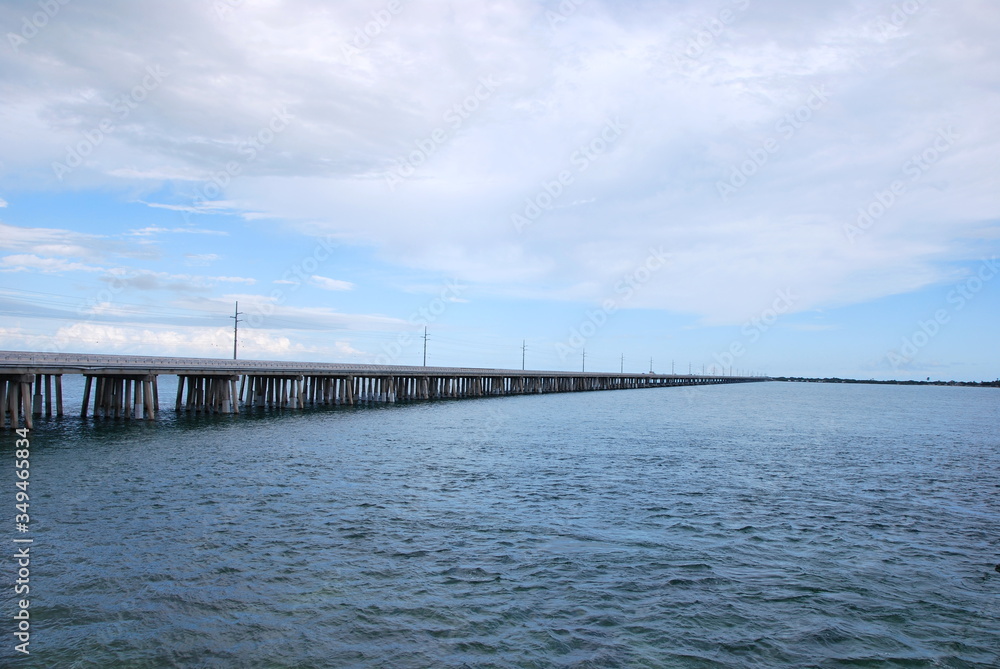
[1, 375, 35, 429]
[20, 374, 61, 420]
[31, 380, 42, 417]
[83, 374, 158, 420]
[176, 375, 239, 415]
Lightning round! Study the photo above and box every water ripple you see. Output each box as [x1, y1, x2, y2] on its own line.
[5, 382, 1000, 667]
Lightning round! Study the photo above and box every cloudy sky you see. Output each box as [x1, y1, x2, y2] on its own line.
[0, 0, 997, 380]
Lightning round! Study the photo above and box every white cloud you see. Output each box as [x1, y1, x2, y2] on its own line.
[48, 322, 299, 358]
[309, 275, 354, 292]
[0, 0, 996, 325]
[184, 253, 220, 266]
[0, 222, 111, 260]
[107, 270, 256, 291]
[0, 319, 371, 360]
[128, 225, 229, 237]
[0, 197, 7, 207]
[36, 322, 371, 361]
[0, 254, 105, 274]
[172, 294, 410, 332]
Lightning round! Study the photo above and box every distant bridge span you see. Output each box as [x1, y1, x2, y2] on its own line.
[0, 351, 769, 428]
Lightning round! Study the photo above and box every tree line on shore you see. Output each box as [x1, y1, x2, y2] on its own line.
[774, 377, 1000, 387]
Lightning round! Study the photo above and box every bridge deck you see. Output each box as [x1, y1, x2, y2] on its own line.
[1, 351, 738, 379]
[0, 351, 768, 428]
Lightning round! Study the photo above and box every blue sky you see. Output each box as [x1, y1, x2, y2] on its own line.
[0, 0, 997, 380]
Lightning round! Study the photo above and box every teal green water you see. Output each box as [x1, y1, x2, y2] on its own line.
[4, 382, 1000, 667]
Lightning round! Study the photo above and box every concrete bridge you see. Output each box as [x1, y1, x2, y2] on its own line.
[0, 351, 769, 429]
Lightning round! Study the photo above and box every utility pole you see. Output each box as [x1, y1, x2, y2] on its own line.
[689, 362, 692, 375]
[422, 327, 428, 367]
[671, 360, 675, 375]
[522, 340, 526, 371]
[230, 301, 244, 360]
[649, 357, 653, 373]
[582, 349, 586, 372]
[620, 354, 624, 374]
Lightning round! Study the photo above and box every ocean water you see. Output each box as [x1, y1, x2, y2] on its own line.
[4, 380, 1000, 667]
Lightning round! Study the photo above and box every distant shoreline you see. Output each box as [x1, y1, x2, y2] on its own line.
[774, 377, 1000, 388]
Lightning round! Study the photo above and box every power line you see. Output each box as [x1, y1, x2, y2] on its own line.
[230, 301, 244, 360]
